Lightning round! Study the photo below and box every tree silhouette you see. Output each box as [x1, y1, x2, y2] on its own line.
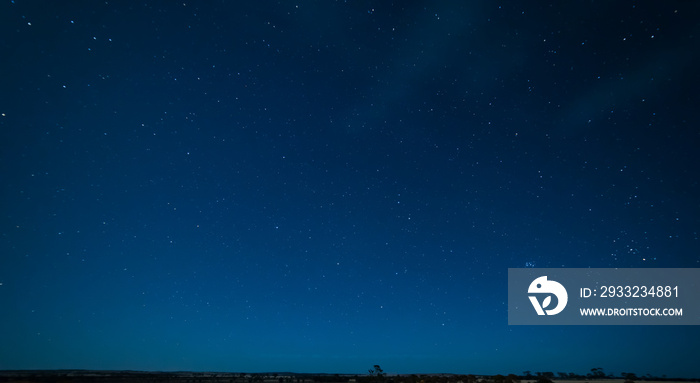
[623, 372, 637, 383]
[368, 365, 385, 383]
[534, 374, 553, 383]
[589, 368, 605, 379]
[375, 366, 385, 378]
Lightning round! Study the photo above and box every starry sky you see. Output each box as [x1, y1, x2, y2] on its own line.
[1, 0, 699, 378]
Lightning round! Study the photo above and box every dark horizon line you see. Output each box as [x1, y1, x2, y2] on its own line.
[0, 369, 697, 380]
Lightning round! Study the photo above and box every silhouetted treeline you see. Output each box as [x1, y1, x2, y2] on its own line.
[0, 370, 697, 383]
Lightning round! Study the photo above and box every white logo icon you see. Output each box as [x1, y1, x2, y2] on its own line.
[528, 276, 568, 315]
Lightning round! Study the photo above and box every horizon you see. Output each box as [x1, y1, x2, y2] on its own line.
[0, 369, 697, 380]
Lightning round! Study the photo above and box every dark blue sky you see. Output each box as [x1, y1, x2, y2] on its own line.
[1, 0, 699, 378]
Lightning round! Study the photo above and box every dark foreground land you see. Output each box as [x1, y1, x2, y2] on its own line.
[0, 371, 698, 383]
[0, 371, 321, 383]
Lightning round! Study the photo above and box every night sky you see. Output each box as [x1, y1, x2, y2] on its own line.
[1, 0, 699, 378]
